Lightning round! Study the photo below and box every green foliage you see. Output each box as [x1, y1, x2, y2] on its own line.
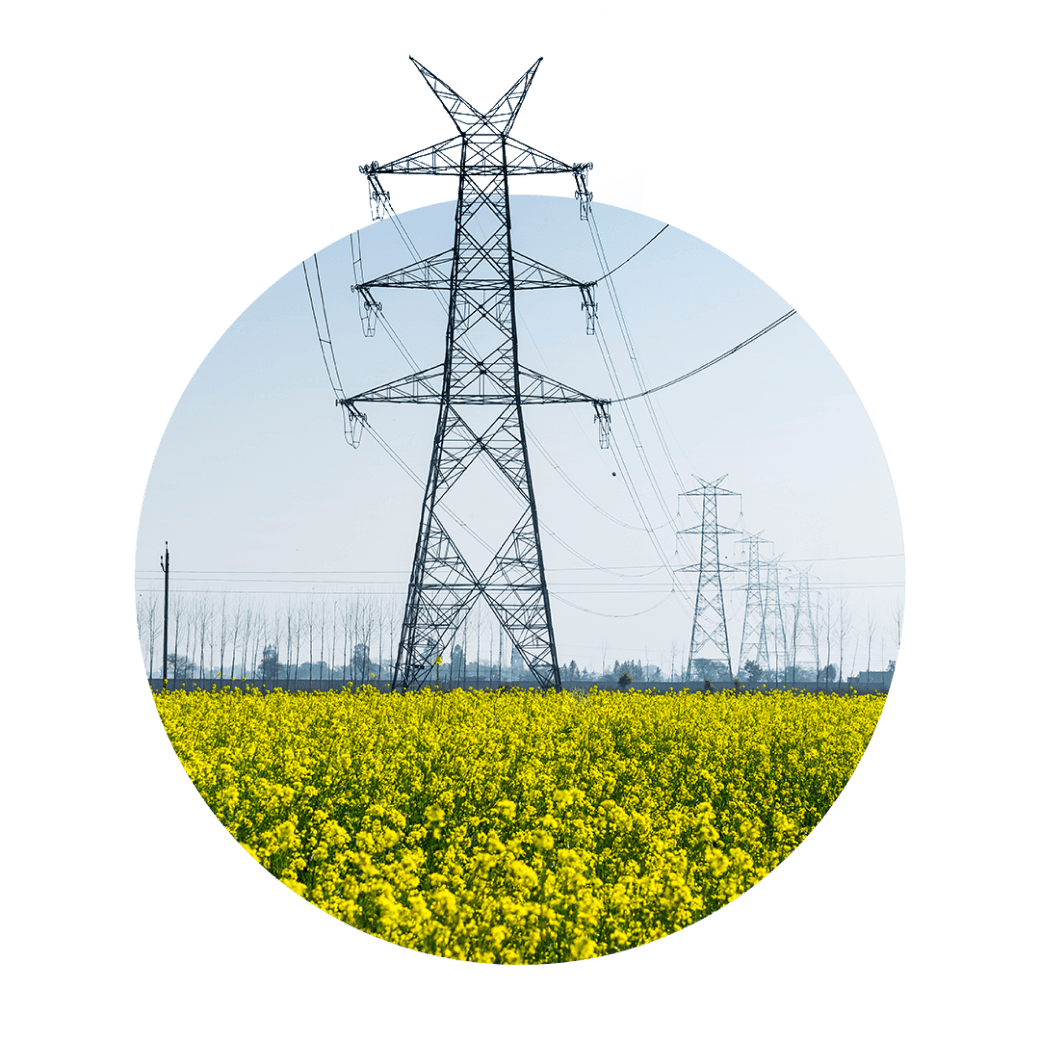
[743, 660, 764, 683]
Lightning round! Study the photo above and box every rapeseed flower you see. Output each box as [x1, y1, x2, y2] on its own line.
[155, 685, 883, 964]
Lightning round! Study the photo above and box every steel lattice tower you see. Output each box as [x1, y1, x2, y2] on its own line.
[789, 564, 819, 683]
[760, 554, 788, 681]
[679, 476, 740, 682]
[341, 58, 608, 691]
[737, 531, 771, 674]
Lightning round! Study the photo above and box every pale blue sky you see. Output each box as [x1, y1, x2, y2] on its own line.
[136, 194, 903, 674]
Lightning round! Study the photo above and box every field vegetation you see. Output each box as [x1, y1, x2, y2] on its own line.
[155, 684, 884, 963]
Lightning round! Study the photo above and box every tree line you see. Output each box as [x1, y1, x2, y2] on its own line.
[136, 588, 903, 688]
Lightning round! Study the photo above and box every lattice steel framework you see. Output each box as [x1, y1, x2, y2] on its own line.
[679, 476, 740, 682]
[737, 531, 771, 673]
[789, 564, 819, 682]
[761, 554, 788, 681]
[341, 58, 606, 691]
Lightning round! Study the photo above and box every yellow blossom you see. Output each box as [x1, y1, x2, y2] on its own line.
[154, 685, 883, 965]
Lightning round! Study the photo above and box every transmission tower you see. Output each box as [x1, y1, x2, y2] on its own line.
[736, 530, 772, 675]
[679, 475, 740, 683]
[340, 58, 609, 691]
[761, 553, 788, 682]
[789, 564, 819, 683]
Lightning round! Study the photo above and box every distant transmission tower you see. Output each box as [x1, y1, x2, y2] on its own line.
[761, 553, 788, 682]
[736, 530, 771, 675]
[679, 475, 740, 683]
[341, 58, 608, 691]
[789, 564, 819, 683]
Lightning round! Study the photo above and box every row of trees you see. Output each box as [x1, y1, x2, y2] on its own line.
[137, 591, 569, 687]
[136, 587, 903, 688]
[136, 589, 403, 686]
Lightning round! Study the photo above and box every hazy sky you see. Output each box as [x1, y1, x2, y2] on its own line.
[136, 193, 902, 675]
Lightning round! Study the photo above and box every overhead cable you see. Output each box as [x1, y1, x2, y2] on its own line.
[302, 256, 343, 395]
[615, 309, 798, 402]
[595, 223, 671, 280]
[549, 589, 678, 619]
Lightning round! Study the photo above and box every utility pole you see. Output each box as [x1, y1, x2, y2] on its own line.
[159, 541, 169, 688]
[679, 475, 740, 684]
[342, 58, 608, 691]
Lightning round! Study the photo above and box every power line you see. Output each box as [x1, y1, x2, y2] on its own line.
[614, 309, 798, 402]
[596, 223, 671, 280]
[134, 553, 902, 578]
[302, 256, 343, 395]
[549, 590, 677, 618]
[135, 578, 904, 591]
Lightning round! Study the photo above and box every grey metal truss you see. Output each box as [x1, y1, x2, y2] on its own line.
[344, 58, 605, 692]
[679, 475, 740, 683]
[761, 554, 789, 681]
[788, 564, 819, 683]
[737, 531, 772, 674]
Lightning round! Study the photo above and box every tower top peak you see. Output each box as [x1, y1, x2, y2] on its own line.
[410, 57, 543, 135]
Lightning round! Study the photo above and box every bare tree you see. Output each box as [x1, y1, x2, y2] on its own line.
[137, 589, 160, 682]
[367, 596, 379, 680]
[473, 600, 482, 686]
[784, 599, 798, 683]
[498, 623, 505, 685]
[195, 592, 213, 683]
[837, 594, 853, 689]
[865, 607, 878, 676]
[250, 603, 268, 680]
[236, 601, 254, 683]
[355, 594, 377, 681]
[822, 594, 835, 688]
[345, 594, 357, 682]
[329, 595, 339, 684]
[383, 593, 403, 682]
[216, 590, 230, 682]
[264, 602, 279, 683]
[187, 594, 199, 681]
[303, 596, 315, 681]
[170, 592, 185, 686]
[183, 593, 196, 682]
[318, 596, 328, 682]
[292, 598, 305, 684]
[892, 600, 904, 655]
[462, 613, 470, 686]
[227, 596, 245, 682]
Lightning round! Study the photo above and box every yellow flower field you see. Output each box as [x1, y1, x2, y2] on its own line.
[155, 685, 883, 963]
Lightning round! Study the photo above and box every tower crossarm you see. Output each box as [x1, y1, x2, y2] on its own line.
[678, 524, 743, 537]
[338, 364, 444, 405]
[363, 137, 586, 180]
[354, 250, 592, 294]
[340, 363, 604, 408]
[678, 562, 741, 574]
[364, 144, 594, 221]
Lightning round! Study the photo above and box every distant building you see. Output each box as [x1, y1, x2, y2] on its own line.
[849, 669, 893, 690]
